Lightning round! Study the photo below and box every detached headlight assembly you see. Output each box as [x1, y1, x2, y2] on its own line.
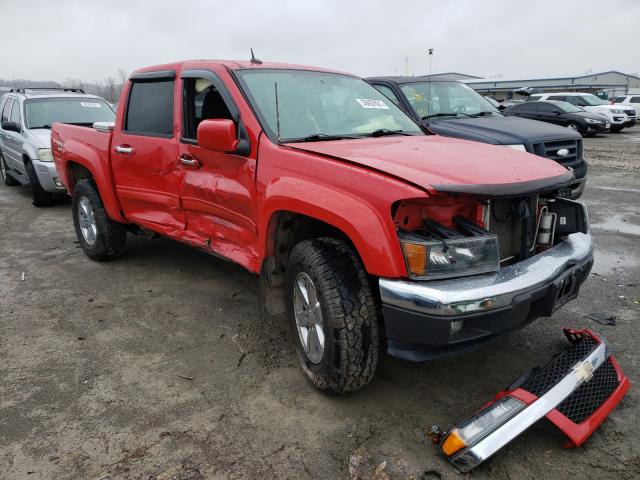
[37, 148, 53, 162]
[503, 144, 526, 152]
[440, 396, 526, 467]
[399, 230, 500, 280]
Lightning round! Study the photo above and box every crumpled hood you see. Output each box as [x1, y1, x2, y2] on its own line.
[26, 128, 52, 148]
[286, 135, 573, 195]
[428, 115, 581, 144]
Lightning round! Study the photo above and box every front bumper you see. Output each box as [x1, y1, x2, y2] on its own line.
[443, 329, 630, 472]
[33, 159, 66, 193]
[380, 232, 594, 361]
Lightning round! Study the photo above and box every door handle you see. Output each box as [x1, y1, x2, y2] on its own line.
[114, 145, 135, 155]
[179, 154, 200, 168]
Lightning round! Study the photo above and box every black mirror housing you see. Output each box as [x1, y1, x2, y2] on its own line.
[1, 121, 21, 133]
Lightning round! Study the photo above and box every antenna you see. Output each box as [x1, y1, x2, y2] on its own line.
[427, 48, 434, 118]
[274, 82, 281, 142]
[250, 48, 263, 65]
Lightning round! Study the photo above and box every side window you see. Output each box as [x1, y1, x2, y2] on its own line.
[10, 100, 21, 124]
[548, 95, 565, 101]
[612, 97, 624, 103]
[631, 97, 640, 104]
[525, 95, 541, 102]
[1, 98, 13, 122]
[372, 85, 401, 106]
[182, 77, 232, 140]
[125, 80, 174, 136]
[538, 103, 556, 113]
[525, 102, 540, 112]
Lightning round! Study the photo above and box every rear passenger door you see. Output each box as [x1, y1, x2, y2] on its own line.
[111, 71, 185, 230]
[1, 98, 23, 171]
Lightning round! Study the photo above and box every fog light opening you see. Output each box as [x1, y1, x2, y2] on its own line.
[450, 320, 464, 336]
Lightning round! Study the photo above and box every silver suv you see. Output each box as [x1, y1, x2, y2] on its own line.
[0, 88, 115, 206]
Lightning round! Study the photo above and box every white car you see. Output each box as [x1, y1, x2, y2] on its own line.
[527, 92, 636, 132]
[611, 94, 640, 119]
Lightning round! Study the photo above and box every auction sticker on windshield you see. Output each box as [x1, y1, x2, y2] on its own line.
[81, 102, 102, 108]
[356, 99, 389, 109]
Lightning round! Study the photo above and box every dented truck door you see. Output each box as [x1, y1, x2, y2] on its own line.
[176, 69, 259, 269]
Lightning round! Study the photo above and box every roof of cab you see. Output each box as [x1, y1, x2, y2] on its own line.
[130, 59, 354, 78]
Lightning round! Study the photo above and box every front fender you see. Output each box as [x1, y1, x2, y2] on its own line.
[260, 177, 411, 278]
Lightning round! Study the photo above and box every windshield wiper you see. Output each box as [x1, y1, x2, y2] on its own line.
[421, 113, 473, 120]
[363, 128, 413, 137]
[285, 133, 360, 143]
[467, 111, 497, 117]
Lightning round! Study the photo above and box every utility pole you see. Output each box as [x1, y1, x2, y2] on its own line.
[405, 57, 408, 76]
[428, 48, 434, 76]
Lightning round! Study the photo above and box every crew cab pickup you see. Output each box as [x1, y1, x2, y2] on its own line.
[52, 60, 594, 394]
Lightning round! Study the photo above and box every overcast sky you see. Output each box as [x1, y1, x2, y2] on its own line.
[1, 0, 638, 83]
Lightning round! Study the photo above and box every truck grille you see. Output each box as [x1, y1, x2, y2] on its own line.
[532, 139, 585, 178]
[626, 110, 636, 118]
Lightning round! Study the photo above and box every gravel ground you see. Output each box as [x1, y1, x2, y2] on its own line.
[1, 133, 639, 480]
[584, 123, 640, 171]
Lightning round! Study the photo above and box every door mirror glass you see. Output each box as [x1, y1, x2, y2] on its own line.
[1, 121, 21, 133]
[197, 119, 238, 152]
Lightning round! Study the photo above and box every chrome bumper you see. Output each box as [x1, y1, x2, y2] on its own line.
[380, 232, 593, 317]
[450, 339, 609, 471]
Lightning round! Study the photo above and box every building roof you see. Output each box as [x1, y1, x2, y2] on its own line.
[465, 70, 640, 85]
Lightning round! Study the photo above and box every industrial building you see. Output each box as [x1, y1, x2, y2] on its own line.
[460, 71, 640, 100]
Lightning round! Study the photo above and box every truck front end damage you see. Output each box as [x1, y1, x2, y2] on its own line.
[439, 329, 630, 472]
[380, 184, 593, 361]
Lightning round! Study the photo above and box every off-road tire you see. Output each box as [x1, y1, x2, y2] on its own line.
[25, 160, 52, 206]
[1, 153, 19, 186]
[286, 238, 380, 394]
[72, 178, 127, 260]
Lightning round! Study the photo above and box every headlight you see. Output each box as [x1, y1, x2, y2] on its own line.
[585, 118, 602, 124]
[441, 396, 525, 459]
[37, 148, 53, 162]
[399, 231, 500, 280]
[503, 144, 526, 152]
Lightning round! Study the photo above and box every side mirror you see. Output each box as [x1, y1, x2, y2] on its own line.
[197, 119, 238, 153]
[1, 121, 21, 133]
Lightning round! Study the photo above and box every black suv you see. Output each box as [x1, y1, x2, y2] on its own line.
[365, 77, 587, 198]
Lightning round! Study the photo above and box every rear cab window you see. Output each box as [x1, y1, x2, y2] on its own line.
[124, 80, 174, 137]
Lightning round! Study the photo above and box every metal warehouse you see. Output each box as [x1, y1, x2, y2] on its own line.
[452, 71, 640, 100]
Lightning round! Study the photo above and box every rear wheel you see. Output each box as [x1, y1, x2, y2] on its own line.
[25, 161, 52, 206]
[1, 153, 19, 186]
[72, 179, 126, 260]
[286, 238, 380, 394]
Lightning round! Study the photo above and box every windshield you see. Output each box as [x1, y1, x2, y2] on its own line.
[556, 102, 583, 113]
[569, 94, 608, 107]
[25, 97, 115, 129]
[400, 81, 501, 119]
[236, 69, 422, 142]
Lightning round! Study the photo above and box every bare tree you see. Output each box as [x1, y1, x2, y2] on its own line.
[62, 78, 85, 91]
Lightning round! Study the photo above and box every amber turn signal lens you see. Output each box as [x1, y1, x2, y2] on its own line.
[402, 242, 427, 276]
[441, 429, 466, 457]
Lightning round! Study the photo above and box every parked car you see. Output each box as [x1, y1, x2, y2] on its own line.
[365, 77, 587, 198]
[611, 94, 640, 117]
[526, 92, 636, 132]
[0, 88, 115, 206]
[52, 60, 593, 394]
[503, 100, 610, 137]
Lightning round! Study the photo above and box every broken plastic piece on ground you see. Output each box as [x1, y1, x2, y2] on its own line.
[585, 312, 617, 326]
[438, 328, 630, 473]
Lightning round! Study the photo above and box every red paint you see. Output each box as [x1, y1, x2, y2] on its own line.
[52, 60, 571, 277]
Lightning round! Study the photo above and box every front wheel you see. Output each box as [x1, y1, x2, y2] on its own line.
[286, 238, 380, 394]
[25, 160, 52, 206]
[566, 122, 581, 134]
[72, 179, 127, 260]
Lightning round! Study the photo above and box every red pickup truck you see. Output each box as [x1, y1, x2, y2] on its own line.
[52, 60, 594, 393]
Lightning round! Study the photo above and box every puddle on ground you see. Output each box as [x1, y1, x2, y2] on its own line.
[591, 215, 640, 236]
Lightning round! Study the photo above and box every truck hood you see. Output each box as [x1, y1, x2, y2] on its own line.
[26, 128, 52, 148]
[426, 115, 581, 144]
[286, 135, 573, 196]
